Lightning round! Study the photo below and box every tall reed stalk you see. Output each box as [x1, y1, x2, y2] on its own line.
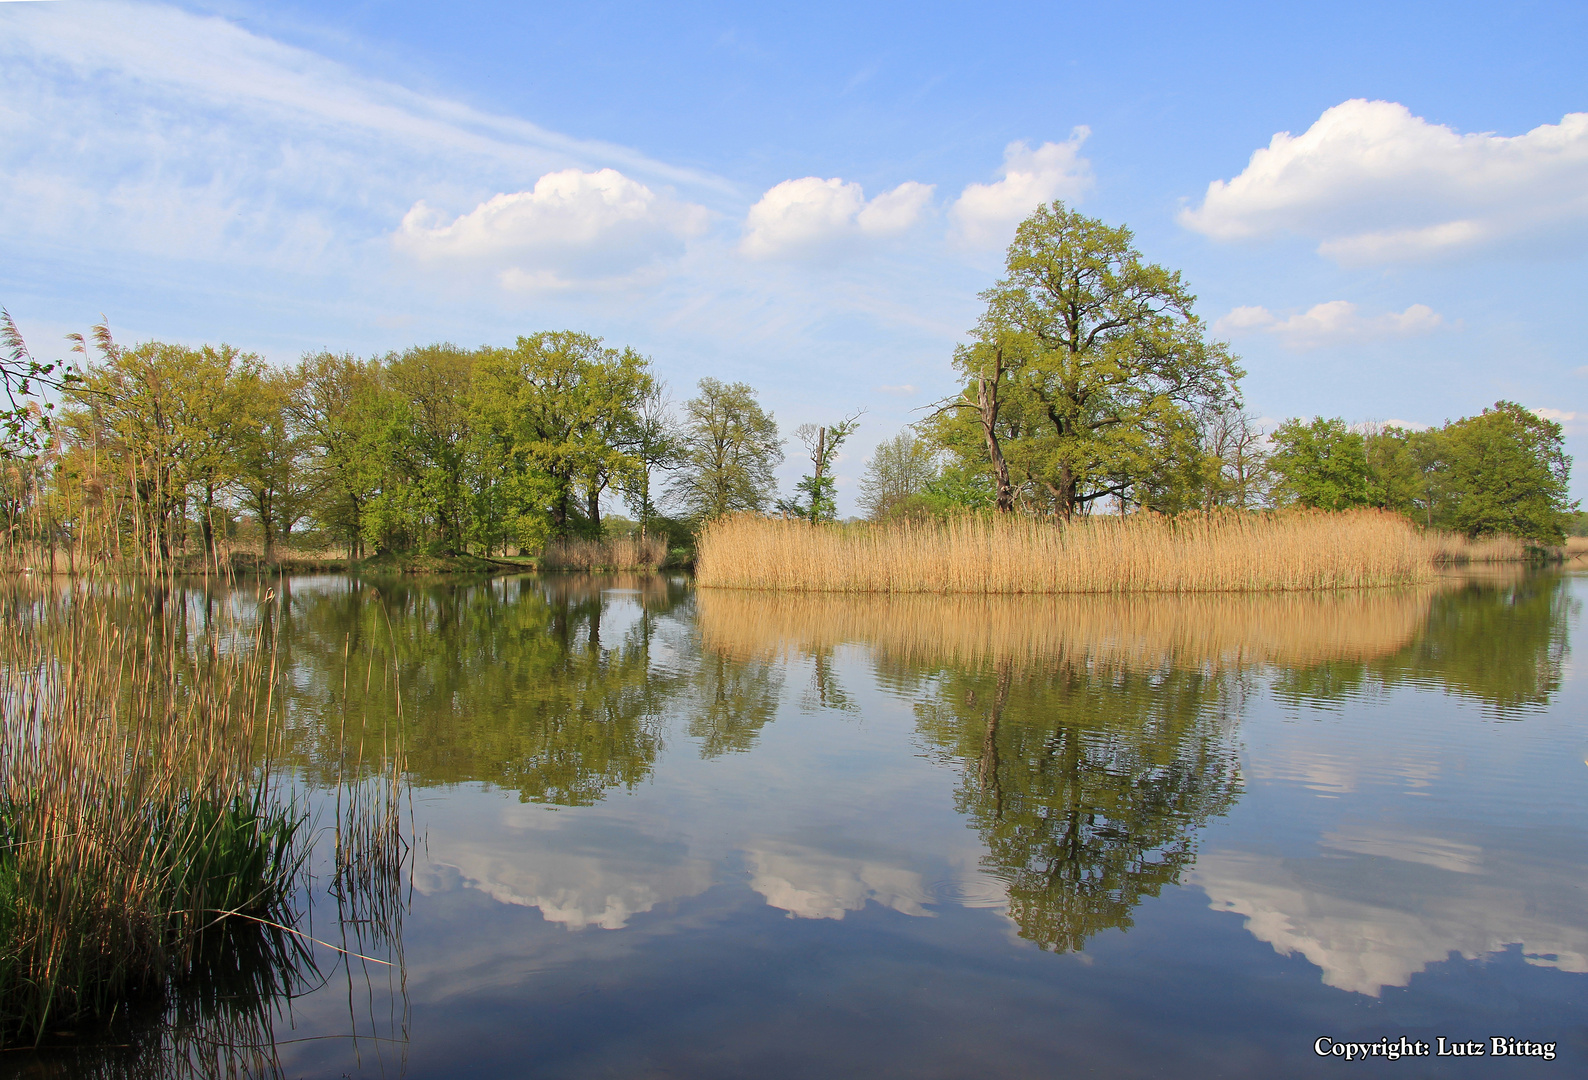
[0, 583, 304, 1044]
[696, 511, 1434, 594]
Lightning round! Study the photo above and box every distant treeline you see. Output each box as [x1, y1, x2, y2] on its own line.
[858, 406, 1578, 545]
[0, 324, 788, 565]
[0, 200, 1577, 566]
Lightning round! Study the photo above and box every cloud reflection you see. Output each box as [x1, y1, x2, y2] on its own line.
[746, 841, 934, 920]
[414, 805, 713, 930]
[1195, 845, 1588, 996]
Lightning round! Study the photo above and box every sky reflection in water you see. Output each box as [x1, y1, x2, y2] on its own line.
[60, 570, 1586, 1079]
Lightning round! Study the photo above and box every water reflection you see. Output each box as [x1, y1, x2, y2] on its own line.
[746, 840, 935, 920]
[913, 664, 1244, 951]
[1195, 840, 1588, 996]
[413, 804, 713, 930]
[275, 575, 693, 803]
[1273, 572, 1576, 714]
[22, 570, 1575, 1075]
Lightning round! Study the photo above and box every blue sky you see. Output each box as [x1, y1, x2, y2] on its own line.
[3, 0, 1586, 508]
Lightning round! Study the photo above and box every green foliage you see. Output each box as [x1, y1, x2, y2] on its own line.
[780, 414, 861, 523]
[289, 352, 387, 558]
[1441, 402, 1575, 544]
[473, 331, 657, 547]
[1268, 417, 1369, 510]
[0, 309, 80, 459]
[669, 378, 782, 520]
[1346, 404, 1575, 543]
[932, 201, 1242, 518]
[857, 429, 940, 520]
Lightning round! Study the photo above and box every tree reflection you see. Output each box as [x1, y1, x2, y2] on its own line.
[915, 661, 1245, 952]
[1273, 573, 1575, 715]
[275, 574, 692, 804]
[686, 650, 784, 757]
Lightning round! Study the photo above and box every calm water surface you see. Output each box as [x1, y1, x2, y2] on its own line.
[32, 571, 1588, 1077]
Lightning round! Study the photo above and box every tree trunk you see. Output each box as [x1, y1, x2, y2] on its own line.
[977, 375, 1015, 513]
[1057, 463, 1077, 521]
[810, 426, 828, 524]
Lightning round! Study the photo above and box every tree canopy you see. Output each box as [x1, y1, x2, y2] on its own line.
[932, 202, 1242, 519]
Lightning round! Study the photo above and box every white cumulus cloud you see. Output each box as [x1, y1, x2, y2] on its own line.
[949, 130, 1093, 248]
[1213, 301, 1444, 349]
[396, 168, 709, 287]
[740, 177, 934, 259]
[1180, 100, 1588, 263]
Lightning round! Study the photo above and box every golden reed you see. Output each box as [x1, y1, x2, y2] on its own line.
[696, 588, 1433, 674]
[696, 510, 1432, 594]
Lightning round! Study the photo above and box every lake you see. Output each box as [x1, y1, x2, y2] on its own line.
[21, 569, 1586, 1078]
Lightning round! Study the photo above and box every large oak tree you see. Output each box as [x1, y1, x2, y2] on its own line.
[942, 202, 1241, 518]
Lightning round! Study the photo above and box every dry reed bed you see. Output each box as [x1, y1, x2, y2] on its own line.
[696, 511, 1432, 594]
[696, 588, 1433, 674]
[1422, 531, 1531, 564]
[540, 534, 667, 572]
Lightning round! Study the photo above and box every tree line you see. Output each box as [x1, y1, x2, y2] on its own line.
[0, 323, 789, 562]
[1, 198, 1577, 560]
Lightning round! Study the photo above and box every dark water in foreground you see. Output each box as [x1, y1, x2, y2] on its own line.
[20, 571, 1588, 1077]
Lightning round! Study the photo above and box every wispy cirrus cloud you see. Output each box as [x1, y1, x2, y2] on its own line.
[0, 0, 730, 286]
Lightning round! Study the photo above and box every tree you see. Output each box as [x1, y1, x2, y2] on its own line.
[668, 378, 782, 520]
[232, 366, 309, 560]
[377, 344, 477, 552]
[1268, 417, 1369, 510]
[182, 345, 255, 557]
[289, 352, 387, 559]
[1198, 406, 1269, 510]
[856, 429, 941, 520]
[64, 332, 254, 562]
[937, 202, 1241, 519]
[617, 383, 683, 533]
[472, 332, 655, 547]
[1, 309, 80, 459]
[779, 412, 861, 523]
[1442, 401, 1575, 543]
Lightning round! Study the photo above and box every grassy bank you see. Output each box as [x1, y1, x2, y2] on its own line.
[0, 587, 300, 1045]
[696, 511, 1435, 593]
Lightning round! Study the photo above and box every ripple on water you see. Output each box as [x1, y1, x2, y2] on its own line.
[929, 875, 1008, 909]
